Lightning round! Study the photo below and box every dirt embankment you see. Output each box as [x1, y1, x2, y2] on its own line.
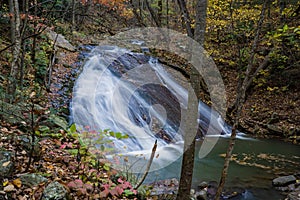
[221, 65, 300, 143]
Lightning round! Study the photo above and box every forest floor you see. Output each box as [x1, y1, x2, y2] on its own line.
[221, 64, 300, 142]
[229, 66, 298, 142]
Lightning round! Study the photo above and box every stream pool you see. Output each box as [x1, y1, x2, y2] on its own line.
[143, 137, 300, 199]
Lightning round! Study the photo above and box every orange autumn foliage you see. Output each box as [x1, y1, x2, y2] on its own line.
[80, 0, 127, 11]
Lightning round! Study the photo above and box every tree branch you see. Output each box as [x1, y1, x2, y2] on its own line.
[134, 140, 157, 190]
[215, 1, 268, 199]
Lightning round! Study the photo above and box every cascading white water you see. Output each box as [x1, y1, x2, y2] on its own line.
[71, 45, 243, 172]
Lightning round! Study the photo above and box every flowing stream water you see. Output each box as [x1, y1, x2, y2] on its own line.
[71, 45, 300, 199]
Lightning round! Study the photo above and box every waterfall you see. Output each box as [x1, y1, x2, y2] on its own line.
[71, 45, 246, 173]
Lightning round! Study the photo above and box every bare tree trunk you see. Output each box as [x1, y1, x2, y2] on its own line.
[9, 0, 15, 46]
[129, 0, 145, 26]
[194, 0, 207, 45]
[31, 0, 37, 66]
[176, 85, 198, 200]
[7, 0, 21, 99]
[177, 0, 193, 37]
[158, 0, 162, 26]
[166, 0, 169, 27]
[71, 0, 76, 33]
[214, 2, 267, 199]
[279, 0, 286, 24]
[176, 0, 208, 198]
[144, 0, 160, 27]
[20, 0, 29, 91]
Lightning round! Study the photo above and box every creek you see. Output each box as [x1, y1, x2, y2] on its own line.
[71, 45, 300, 199]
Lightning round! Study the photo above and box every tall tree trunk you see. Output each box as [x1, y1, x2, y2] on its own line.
[193, 0, 210, 102]
[144, 0, 160, 27]
[166, 0, 169, 27]
[20, 0, 29, 91]
[279, 0, 286, 24]
[158, 0, 162, 26]
[176, 85, 198, 200]
[177, 0, 193, 37]
[32, 0, 37, 66]
[129, 0, 145, 26]
[194, 0, 207, 45]
[9, 0, 15, 46]
[7, 0, 21, 99]
[71, 0, 76, 33]
[176, 0, 208, 199]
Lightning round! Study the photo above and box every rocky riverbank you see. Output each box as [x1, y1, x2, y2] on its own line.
[272, 174, 300, 200]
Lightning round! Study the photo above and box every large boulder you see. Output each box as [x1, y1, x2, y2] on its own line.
[45, 28, 76, 52]
[42, 181, 68, 200]
[272, 175, 297, 187]
[0, 151, 14, 178]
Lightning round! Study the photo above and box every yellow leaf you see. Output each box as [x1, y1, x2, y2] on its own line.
[12, 178, 22, 188]
[2, 161, 10, 167]
[3, 180, 9, 187]
[219, 153, 226, 157]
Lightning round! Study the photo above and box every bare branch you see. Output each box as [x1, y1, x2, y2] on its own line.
[215, 1, 268, 199]
[134, 140, 157, 190]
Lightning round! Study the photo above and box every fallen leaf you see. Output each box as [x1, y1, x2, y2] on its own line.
[3, 180, 9, 186]
[4, 184, 15, 192]
[12, 178, 22, 188]
[2, 161, 10, 167]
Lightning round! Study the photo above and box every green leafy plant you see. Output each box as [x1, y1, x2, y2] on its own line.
[267, 24, 300, 70]
[63, 124, 140, 198]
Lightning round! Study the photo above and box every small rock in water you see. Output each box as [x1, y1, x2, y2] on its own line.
[288, 184, 296, 191]
[198, 181, 208, 190]
[207, 181, 218, 198]
[195, 190, 207, 200]
[287, 191, 300, 200]
[276, 186, 290, 192]
[272, 175, 296, 186]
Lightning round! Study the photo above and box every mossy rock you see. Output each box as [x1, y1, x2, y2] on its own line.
[42, 181, 69, 200]
[0, 150, 14, 178]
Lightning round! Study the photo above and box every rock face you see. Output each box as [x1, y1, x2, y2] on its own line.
[272, 175, 296, 186]
[41, 181, 68, 200]
[45, 28, 76, 52]
[0, 151, 14, 178]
